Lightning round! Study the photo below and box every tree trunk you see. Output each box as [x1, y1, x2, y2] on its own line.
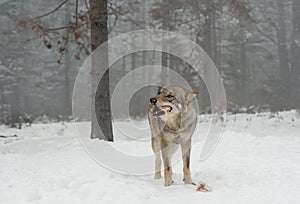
[64, 53, 71, 117]
[239, 41, 247, 106]
[202, 1, 212, 58]
[211, 7, 217, 63]
[161, 0, 170, 85]
[11, 82, 21, 128]
[141, 0, 147, 117]
[64, 4, 71, 117]
[276, 0, 290, 93]
[90, 0, 113, 141]
[0, 84, 4, 123]
[291, 0, 300, 105]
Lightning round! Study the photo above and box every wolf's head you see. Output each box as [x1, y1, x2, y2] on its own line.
[149, 86, 198, 120]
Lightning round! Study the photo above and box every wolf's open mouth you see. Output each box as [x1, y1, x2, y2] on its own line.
[152, 105, 172, 116]
[160, 105, 172, 112]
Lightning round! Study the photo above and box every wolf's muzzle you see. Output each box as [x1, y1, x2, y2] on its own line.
[152, 106, 165, 116]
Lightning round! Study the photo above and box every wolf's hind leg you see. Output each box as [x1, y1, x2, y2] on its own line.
[181, 139, 195, 185]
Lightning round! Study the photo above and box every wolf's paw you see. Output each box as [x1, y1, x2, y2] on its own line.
[164, 178, 174, 186]
[183, 177, 195, 185]
[154, 173, 161, 179]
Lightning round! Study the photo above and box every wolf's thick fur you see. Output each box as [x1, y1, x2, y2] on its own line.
[148, 86, 198, 186]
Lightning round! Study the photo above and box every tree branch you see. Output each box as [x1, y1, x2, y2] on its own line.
[34, 0, 70, 19]
[47, 26, 69, 31]
[75, 0, 79, 25]
[107, 1, 144, 29]
[255, 24, 278, 46]
[84, 0, 89, 10]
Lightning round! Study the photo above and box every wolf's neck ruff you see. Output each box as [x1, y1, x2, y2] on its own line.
[163, 109, 196, 134]
[163, 121, 181, 133]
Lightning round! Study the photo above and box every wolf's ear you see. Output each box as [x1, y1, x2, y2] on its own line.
[157, 86, 165, 94]
[185, 91, 199, 102]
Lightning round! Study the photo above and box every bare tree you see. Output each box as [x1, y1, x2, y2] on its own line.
[19, 0, 114, 140]
[90, 0, 113, 141]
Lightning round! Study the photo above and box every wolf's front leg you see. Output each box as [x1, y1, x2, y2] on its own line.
[154, 152, 162, 179]
[152, 136, 161, 179]
[163, 156, 173, 186]
[161, 141, 173, 186]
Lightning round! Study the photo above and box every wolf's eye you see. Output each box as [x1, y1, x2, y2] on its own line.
[166, 95, 174, 102]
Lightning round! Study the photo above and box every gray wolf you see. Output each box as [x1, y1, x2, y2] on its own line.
[148, 86, 198, 186]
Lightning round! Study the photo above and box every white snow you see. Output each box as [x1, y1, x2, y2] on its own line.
[0, 111, 300, 204]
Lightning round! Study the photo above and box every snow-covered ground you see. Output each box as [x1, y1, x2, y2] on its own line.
[1, 111, 300, 204]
